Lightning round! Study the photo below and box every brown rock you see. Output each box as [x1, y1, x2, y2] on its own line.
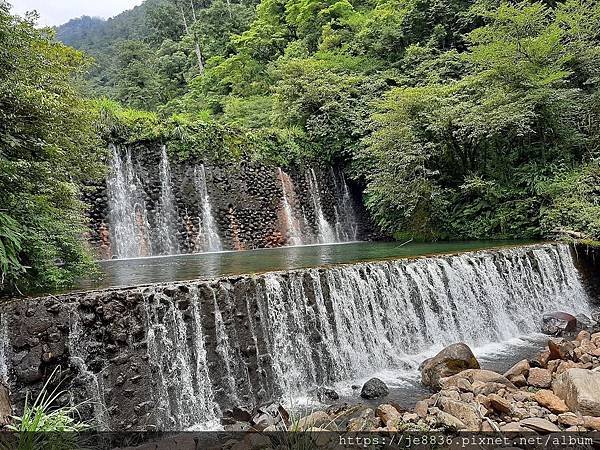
[533, 389, 569, 414]
[375, 404, 401, 425]
[553, 368, 600, 416]
[420, 343, 480, 390]
[576, 331, 591, 342]
[504, 359, 530, 379]
[520, 417, 561, 433]
[414, 400, 428, 418]
[500, 422, 527, 432]
[547, 359, 561, 374]
[440, 369, 515, 391]
[527, 368, 552, 388]
[557, 412, 582, 427]
[556, 360, 579, 375]
[510, 375, 528, 387]
[548, 339, 576, 361]
[488, 393, 512, 414]
[582, 416, 600, 431]
[439, 398, 481, 431]
[434, 410, 466, 430]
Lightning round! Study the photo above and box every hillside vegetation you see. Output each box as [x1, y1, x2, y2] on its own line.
[1, 0, 599, 292]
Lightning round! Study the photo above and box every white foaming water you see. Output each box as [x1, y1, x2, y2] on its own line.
[107, 144, 153, 258]
[194, 165, 222, 252]
[278, 168, 308, 246]
[144, 286, 219, 429]
[155, 145, 180, 255]
[0, 313, 8, 384]
[306, 168, 337, 244]
[331, 168, 359, 242]
[256, 244, 591, 400]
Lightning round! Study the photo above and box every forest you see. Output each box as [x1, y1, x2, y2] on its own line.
[1, 0, 600, 293]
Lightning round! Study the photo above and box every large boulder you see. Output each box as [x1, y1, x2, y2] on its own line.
[553, 368, 600, 416]
[360, 378, 389, 399]
[439, 369, 515, 392]
[542, 312, 577, 336]
[420, 343, 480, 390]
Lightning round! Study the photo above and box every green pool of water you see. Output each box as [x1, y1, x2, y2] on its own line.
[72, 240, 537, 292]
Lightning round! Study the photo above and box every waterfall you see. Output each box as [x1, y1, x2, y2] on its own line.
[331, 168, 359, 242]
[253, 244, 591, 397]
[107, 144, 152, 258]
[0, 313, 8, 384]
[194, 165, 222, 252]
[306, 169, 336, 244]
[155, 145, 180, 255]
[144, 287, 219, 430]
[277, 168, 307, 246]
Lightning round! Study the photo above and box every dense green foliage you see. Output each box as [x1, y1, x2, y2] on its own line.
[59, 0, 599, 241]
[0, 3, 102, 294]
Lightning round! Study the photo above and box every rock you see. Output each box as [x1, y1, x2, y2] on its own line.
[533, 389, 569, 414]
[553, 368, 600, 416]
[224, 407, 252, 423]
[488, 393, 512, 414]
[0, 383, 11, 427]
[295, 411, 330, 430]
[232, 434, 273, 450]
[360, 378, 389, 399]
[375, 404, 401, 425]
[346, 415, 381, 431]
[576, 330, 591, 342]
[558, 412, 582, 427]
[519, 417, 561, 433]
[542, 312, 577, 336]
[548, 339, 576, 361]
[511, 375, 527, 387]
[527, 368, 552, 388]
[500, 422, 527, 432]
[504, 359, 530, 379]
[251, 403, 289, 430]
[440, 369, 515, 392]
[420, 343, 480, 389]
[582, 416, 600, 431]
[415, 400, 429, 418]
[556, 360, 579, 375]
[402, 412, 419, 423]
[439, 398, 481, 430]
[530, 350, 551, 368]
[315, 387, 339, 403]
[434, 410, 466, 430]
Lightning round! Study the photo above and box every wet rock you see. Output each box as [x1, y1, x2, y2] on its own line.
[360, 377, 389, 399]
[223, 407, 252, 423]
[315, 387, 339, 403]
[533, 389, 568, 414]
[527, 367, 552, 388]
[542, 312, 577, 336]
[519, 417, 561, 433]
[420, 343, 479, 390]
[553, 368, 600, 416]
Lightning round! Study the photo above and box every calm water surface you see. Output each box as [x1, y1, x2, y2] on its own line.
[75, 240, 534, 292]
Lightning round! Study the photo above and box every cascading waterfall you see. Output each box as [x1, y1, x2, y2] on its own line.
[0, 313, 8, 384]
[155, 145, 180, 255]
[144, 287, 219, 430]
[68, 314, 108, 430]
[107, 144, 152, 258]
[306, 168, 336, 243]
[277, 168, 307, 245]
[331, 168, 359, 242]
[253, 244, 591, 397]
[194, 165, 222, 252]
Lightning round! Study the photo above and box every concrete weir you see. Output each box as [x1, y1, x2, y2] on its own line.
[0, 243, 597, 431]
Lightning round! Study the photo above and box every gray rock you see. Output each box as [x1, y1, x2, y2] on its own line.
[542, 312, 577, 336]
[519, 417, 561, 433]
[360, 377, 389, 399]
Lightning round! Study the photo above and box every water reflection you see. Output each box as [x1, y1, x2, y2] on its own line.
[72, 240, 534, 293]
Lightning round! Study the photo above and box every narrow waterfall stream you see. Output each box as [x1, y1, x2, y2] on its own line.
[277, 168, 307, 245]
[107, 145, 152, 258]
[194, 165, 222, 252]
[307, 168, 337, 243]
[0, 313, 7, 385]
[155, 145, 180, 255]
[331, 168, 359, 242]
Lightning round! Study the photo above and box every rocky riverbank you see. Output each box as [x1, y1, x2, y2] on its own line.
[219, 310, 600, 449]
